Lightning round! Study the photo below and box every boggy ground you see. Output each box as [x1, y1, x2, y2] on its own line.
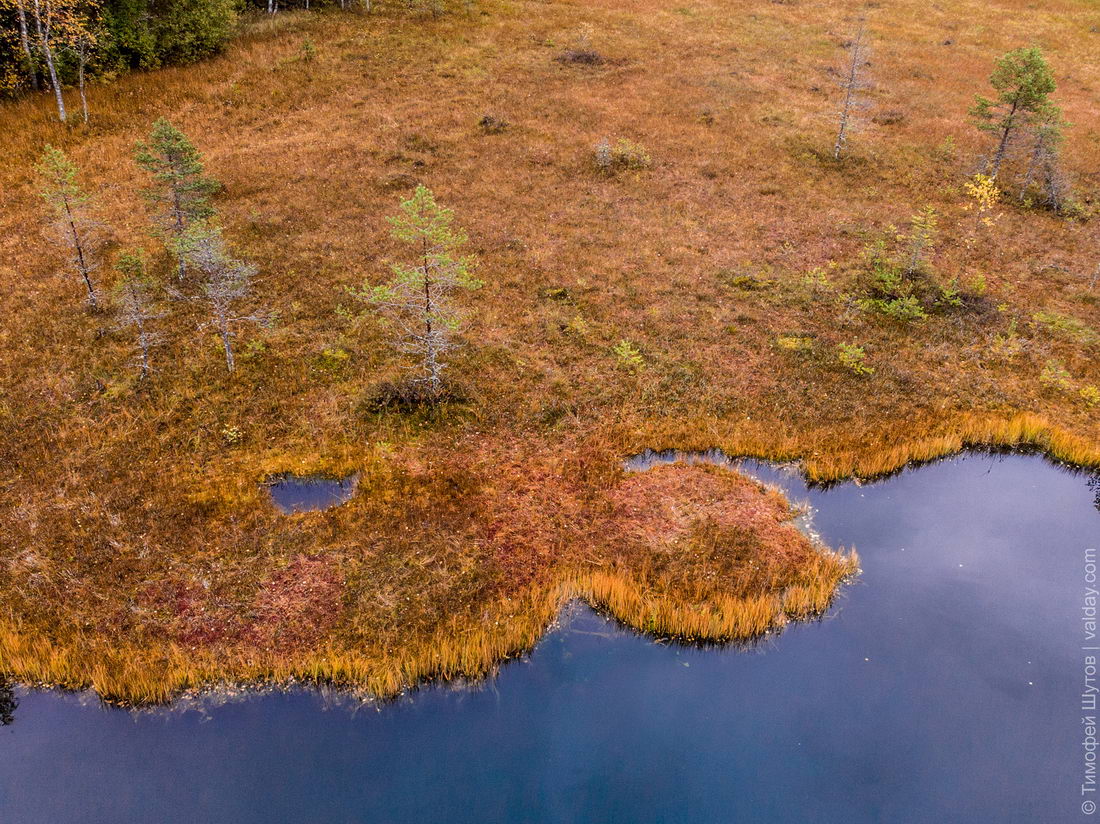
[0, 0, 1097, 702]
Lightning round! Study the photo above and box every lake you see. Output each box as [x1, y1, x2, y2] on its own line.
[1, 453, 1096, 823]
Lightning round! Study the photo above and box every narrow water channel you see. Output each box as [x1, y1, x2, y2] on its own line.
[1, 453, 1096, 823]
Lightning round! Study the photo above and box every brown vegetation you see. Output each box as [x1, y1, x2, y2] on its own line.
[0, 0, 1097, 702]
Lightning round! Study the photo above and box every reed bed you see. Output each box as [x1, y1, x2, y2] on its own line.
[0, 549, 859, 704]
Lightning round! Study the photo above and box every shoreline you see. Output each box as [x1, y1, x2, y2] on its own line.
[4, 424, 1096, 707]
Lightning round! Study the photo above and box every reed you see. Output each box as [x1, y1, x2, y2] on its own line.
[0, 549, 859, 704]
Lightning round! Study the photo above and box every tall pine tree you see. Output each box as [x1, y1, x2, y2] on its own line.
[970, 47, 1056, 178]
[135, 117, 219, 282]
[351, 185, 481, 400]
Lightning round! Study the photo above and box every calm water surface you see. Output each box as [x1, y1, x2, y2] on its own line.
[1, 454, 1097, 823]
[266, 474, 357, 514]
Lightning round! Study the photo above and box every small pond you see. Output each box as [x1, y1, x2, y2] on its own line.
[265, 473, 357, 514]
[1, 453, 1097, 823]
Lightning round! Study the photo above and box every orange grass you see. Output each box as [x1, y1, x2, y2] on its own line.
[0, 0, 1097, 701]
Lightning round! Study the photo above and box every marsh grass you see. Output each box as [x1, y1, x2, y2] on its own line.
[0, 554, 859, 704]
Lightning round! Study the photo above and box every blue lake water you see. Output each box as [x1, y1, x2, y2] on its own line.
[1, 453, 1097, 823]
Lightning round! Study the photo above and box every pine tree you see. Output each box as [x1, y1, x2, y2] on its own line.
[970, 47, 1056, 178]
[352, 185, 481, 399]
[1015, 101, 1072, 211]
[183, 223, 263, 374]
[833, 18, 871, 161]
[902, 206, 938, 276]
[135, 118, 219, 282]
[112, 251, 162, 381]
[36, 144, 101, 309]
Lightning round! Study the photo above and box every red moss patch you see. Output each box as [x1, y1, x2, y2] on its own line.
[244, 554, 344, 653]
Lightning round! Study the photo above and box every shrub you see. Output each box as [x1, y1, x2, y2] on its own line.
[316, 347, 351, 373]
[776, 334, 814, 352]
[1032, 310, 1096, 343]
[1039, 360, 1072, 392]
[613, 339, 644, 370]
[556, 25, 604, 65]
[859, 294, 928, 322]
[837, 343, 873, 376]
[478, 114, 509, 134]
[594, 138, 652, 173]
[938, 279, 963, 309]
[802, 267, 832, 290]
[359, 377, 466, 414]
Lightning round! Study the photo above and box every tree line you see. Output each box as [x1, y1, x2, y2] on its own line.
[0, 0, 377, 119]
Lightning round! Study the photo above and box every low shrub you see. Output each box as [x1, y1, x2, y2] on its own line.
[358, 377, 466, 414]
[613, 339, 645, 370]
[837, 343, 874, 376]
[594, 138, 652, 173]
[478, 114, 509, 134]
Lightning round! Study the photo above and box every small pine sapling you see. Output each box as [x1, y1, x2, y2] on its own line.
[36, 144, 102, 309]
[351, 185, 481, 400]
[112, 251, 163, 381]
[903, 206, 938, 276]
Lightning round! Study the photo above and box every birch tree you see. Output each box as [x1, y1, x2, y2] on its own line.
[113, 251, 162, 381]
[11, 0, 40, 90]
[351, 185, 481, 399]
[833, 18, 871, 161]
[971, 47, 1056, 178]
[30, 0, 66, 121]
[184, 223, 263, 374]
[135, 118, 219, 283]
[65, 24, 95, 123]
[37, 144, 101, 309]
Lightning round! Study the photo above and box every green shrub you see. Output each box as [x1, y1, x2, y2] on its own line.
[837, 343, 873, 376]
[859, 294, 928, 322]
[613, 339, 644, 370]
[1032, 310, 1096, 343]
[1039, 360, 1072, 391]
[594, 138, 652, 173]
[151, 0, 236, 66]
[776, 334, 814, 352]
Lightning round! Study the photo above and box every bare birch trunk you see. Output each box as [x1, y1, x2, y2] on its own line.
[77, 48, 88, 123]
[15, 0, 40, 90]
[32, 0, 66, 122]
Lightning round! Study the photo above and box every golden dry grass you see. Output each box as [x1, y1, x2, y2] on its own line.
[0, 0, 1097, 701]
